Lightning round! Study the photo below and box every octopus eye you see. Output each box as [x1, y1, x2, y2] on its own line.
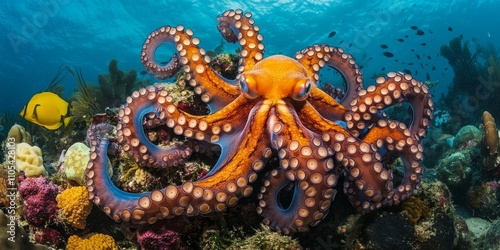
[240, 75, 259, 99]
[292, 79, 312, 101]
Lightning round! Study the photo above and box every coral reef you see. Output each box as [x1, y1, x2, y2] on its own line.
[7, 124, 32, 145]
[467, 181, 500, 219]
[228, 225, 301, 250]
[56, 186, 93, 229]
[453, 125, 483, 150]
[477, 217, 500, 249]
[34, 227, 65, 249]
[481, 111, 500, 170]
[0, 210, 50, 250]
[98, 59, 145, 106]
[398, 196, 431, 225]
[15, 143, 46, 177]
[62, 142, 112, 185]
[18, 176, 58, 226]
[62, 142, 90, 185]
[67, 233, 118, 250]
[136, 223, 188, 250]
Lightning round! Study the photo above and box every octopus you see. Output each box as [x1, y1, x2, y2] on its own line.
[86, 9, 433, 234]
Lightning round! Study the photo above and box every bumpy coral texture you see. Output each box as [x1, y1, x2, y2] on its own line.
[67, 234, 118, 250]
[16, 142, 46, 177]
[137, 223, 186, 250]
[18, 176, 58, 226]
[62, 142, 113, 185]
[56, 186, 92, 229]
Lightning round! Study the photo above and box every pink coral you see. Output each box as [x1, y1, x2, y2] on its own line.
[34, 227, 65, 248]
[137, 223, 187, 250]
[18, 175, 58, 226]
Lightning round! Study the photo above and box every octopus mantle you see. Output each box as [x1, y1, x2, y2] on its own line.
[86, 9, 433, 234]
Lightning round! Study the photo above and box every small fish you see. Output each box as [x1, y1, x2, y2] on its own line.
[408, 63, 414, 65]
[20, 92, 72, 130]
[420, 62, 424, 68]
[421, 43, 426, 46]
[207, 51, 216, 57]
[380, 44, 388, 49]
[140, 71, 147, 75]
[415, 70, 419, 75]
[381, 67, 386, 71]
[416, 30, 425, 36]
[348, 43, 353, 48]
[411, 49, 415, 52]
[397, 38, 404, 42]
[426, 73, 430, 80]
[416, 54, 421, 59]
[383, 52, 394, 58]
[432, 66, 436, 70]
[445, 67, 448, 71]
[403, 69, 412, 74]
[367, 57, 373, 61]
[405, 35, 409, 38]
[411, 26, 418, 30]
[339, 40, 344, 44]
[427, 56, 431, 60]
[328, 31, 337, 38]
[448, 27, 453, 31]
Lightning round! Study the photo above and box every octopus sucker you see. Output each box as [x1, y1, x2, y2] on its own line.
[86, 9, 432, 234]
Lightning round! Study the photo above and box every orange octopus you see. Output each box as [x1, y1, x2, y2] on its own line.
[86, 9, 433, 234]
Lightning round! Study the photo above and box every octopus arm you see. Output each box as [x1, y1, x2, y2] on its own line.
[295, 44, 363, 109]
[257, 103, 337, 233]
[344, 120, 425, 212]
[117, 85, 254, 168]
[141, 25, 239, 112]
[290, 102, 414, 213]
[87, 101, 273, 224]
[346, 72, 434, 138]
[307, 88, 348, 122]
[217, 9, 266, 74]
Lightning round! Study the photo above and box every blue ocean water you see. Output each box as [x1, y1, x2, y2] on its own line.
[1, 0, 499, 116]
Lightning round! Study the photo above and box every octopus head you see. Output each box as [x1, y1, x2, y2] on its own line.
[240, 55, 312, 102]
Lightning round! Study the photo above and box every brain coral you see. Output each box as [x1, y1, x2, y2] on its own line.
[16, 142, 46, 177]
[56, 186, 92, 229]
[67, 234, 118, 250]
[63, 142, 112, 185]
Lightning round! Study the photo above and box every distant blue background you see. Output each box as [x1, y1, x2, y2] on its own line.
[1, 0, 499, 116]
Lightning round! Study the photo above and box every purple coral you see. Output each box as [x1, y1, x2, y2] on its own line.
[18, 175, 58, 226]
[34, 227, 65, 248]
[137, 222, 187, 250]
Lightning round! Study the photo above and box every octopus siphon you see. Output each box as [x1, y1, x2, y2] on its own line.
[86, 9, 433, 234]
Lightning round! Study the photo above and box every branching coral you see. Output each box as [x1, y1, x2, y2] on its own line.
[69, 68, 104, 125]
[439, 37, 487, 133]
[56, 186, 93, 229]
[98, 59, 150, 106]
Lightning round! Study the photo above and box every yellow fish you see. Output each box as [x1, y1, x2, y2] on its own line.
[20, 92, 72, 130]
